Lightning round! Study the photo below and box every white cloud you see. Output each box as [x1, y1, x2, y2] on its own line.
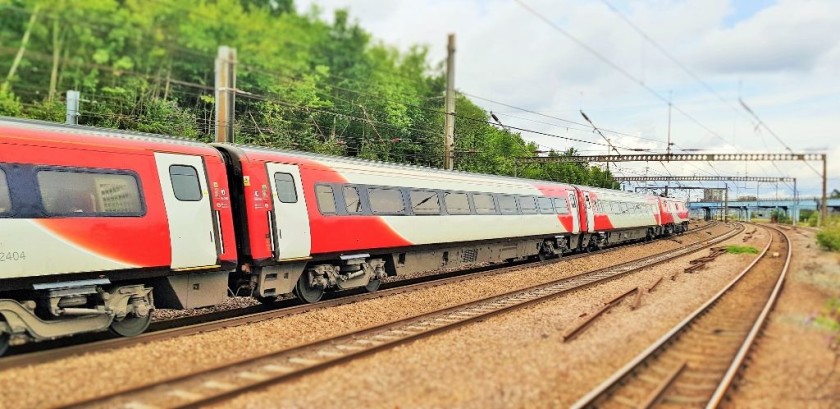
[296, 0, 840, 196]
[690, 0, 840, 74]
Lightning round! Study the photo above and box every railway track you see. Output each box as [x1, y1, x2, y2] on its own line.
[57, 223, 743, 409]
[571, 224, 792, 409]
[0, 222, 719, 369]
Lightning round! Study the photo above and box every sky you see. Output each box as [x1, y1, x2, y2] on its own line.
[296, 0, 840, 199]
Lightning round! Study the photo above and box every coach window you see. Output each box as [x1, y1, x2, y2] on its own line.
[273, 172, 297, 203]
[169, 165, 202, 201]
[472, 193, 497, 215]
[553, 198, 568, 214]
[498, 195, 518, 215]
[537, 197, 554, 214]
[518, 196, 538, 214]
[38, 169, 143, 216]
[343, 186, 363, 214]
[315, 185, 337, 215]
[410, 190, 440, 215]
[444, 191, 471, 215]
[369, 187, 406, 214]
[0, 168, 10, 214]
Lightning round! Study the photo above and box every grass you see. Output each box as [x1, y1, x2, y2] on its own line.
[816, 216, 840, 252]
[725, 245, 759, 254]
[814, 298, 840, 349]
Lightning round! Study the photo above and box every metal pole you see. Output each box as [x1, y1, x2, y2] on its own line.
[793, 178, 798, 226]
[822, 155, 828, 227]
[443, 34, 456, 171]
[666, 92, 672, 158]
[214, 46, 236, 143]
[65, 90, 79, 125]
[724, 187, 728, 222]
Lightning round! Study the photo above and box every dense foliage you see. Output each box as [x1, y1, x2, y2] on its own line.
[0, 0, 618, 188]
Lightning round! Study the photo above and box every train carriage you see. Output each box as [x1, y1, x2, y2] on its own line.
[0, 118, 237, 352]
[659, 197, 691, 234]
[216, 144, 588, 303]
[575, 186, 664, 248]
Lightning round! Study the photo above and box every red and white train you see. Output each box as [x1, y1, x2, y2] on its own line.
[0, 117, 689, 353]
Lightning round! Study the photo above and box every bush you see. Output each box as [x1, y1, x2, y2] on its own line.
[770, 209, 791, 224]
[0, 87, 22, 116]
[808, 213, 819, 227]
[816, 217, 840, 251]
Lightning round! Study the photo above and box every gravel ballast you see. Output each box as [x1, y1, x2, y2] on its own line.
[0, 222, 734, 408]
[219, 224, 766, 408]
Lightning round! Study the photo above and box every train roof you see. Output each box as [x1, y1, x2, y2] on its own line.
[218, 142, 579, 189]
[0, 117, 672, 198]
[0, 116, 217, 155]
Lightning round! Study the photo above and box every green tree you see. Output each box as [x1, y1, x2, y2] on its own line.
[0, 0, 618, 189]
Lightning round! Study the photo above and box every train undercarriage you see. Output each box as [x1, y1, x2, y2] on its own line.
[0, 221, 689, 354]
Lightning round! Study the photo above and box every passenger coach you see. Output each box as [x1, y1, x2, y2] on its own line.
[216, 144, 586, 303]
[0, 118, 237, 353]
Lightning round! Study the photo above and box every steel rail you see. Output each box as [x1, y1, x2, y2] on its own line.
[570, 224, 790, 409]
[705, 225, 793, 407]
[0, 222, 717, 369]
[56, 223, 743, 409]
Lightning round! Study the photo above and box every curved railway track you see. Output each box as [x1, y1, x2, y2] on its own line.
[56, 223, 743, 409]
[571, 224, 792, 409]
[0, 222, 720, 369]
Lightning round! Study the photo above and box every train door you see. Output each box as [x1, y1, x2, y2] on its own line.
[566, 190, 580, 234]
[154, 152, 218, 269]
[265, 163, 311, 260]
[582, 192, 595, 232]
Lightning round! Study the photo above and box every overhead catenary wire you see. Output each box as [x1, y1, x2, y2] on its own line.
[598, 0, 751, 121]
[512, 0, 733, 148]
[461, 91, 664, 145]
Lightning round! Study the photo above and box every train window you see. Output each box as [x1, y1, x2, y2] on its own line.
[38, 169, 144, 216]
[315, 185, 337, 215]
[343, 186, 363, 214]
[518, 196, 538, 214]
[444, 192, 471, 215]
[553, 198, 569, 214]
[169, 165, 202, 201]
[537, 197, 554, 214]
[568, 194, 577, 208]
[410, 190, 440, 215]
[369, 187, 405, 214]
[273, 172, 297, 203]
[0, 168, 10, 214]
[472, 193, 497, 215]
[498, 195, 518, 215]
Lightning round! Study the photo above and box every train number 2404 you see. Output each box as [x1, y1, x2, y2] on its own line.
[0, 251, 26, 262]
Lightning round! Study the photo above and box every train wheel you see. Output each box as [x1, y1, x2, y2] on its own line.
[365, 278, 381, 293]
[110, 313, 152, 337]
[294, 275, 324, 303]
